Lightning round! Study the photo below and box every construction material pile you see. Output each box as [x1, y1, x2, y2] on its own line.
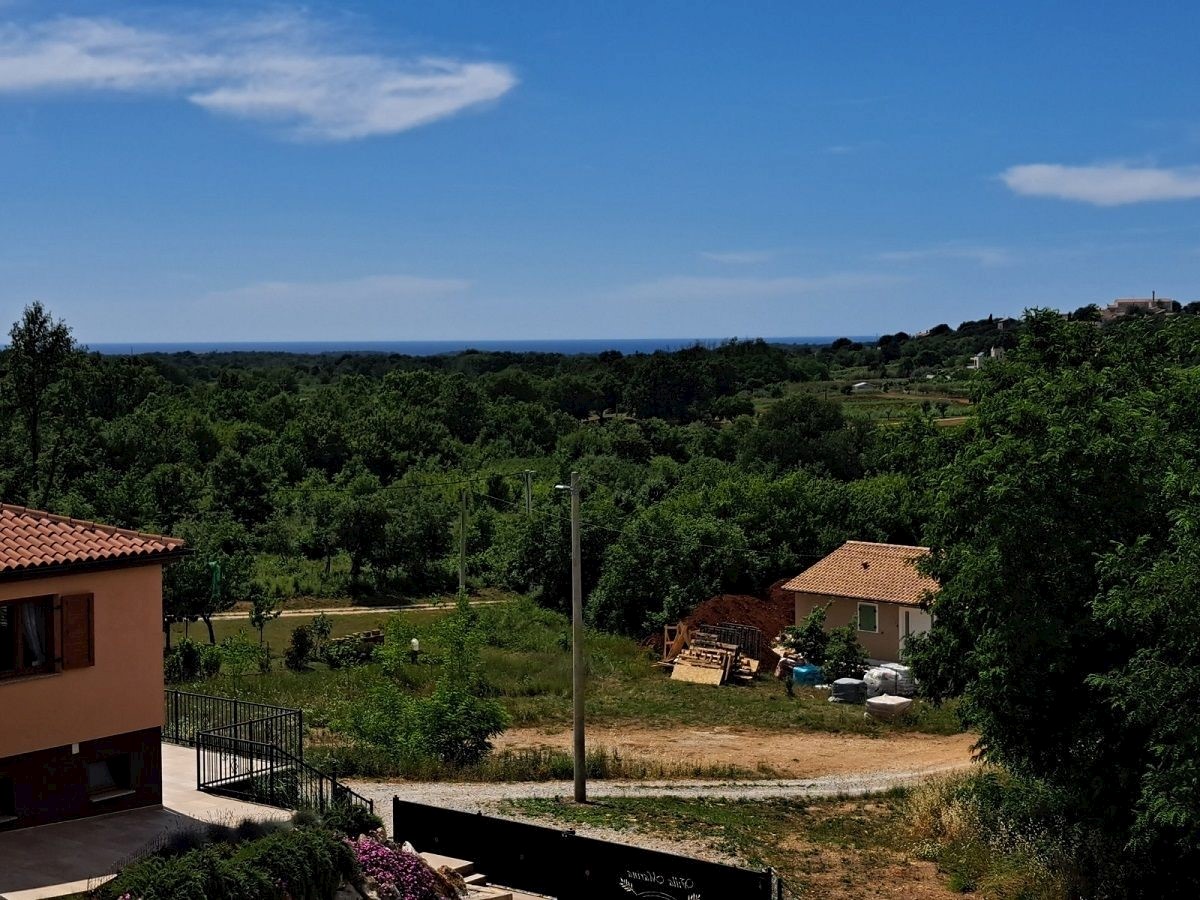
[662, 622, 760, 686]
[652, 593, 793, 663]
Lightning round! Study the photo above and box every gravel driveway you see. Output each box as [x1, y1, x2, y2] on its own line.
[350, 761, 969, 825]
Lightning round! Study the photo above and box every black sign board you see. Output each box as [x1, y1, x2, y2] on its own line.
[392, 798, 780, 900]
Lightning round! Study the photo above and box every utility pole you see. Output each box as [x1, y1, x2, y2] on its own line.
[556, 470, 586, 802]
[523, 470, 535, 516]
[458, 488, 468, 597]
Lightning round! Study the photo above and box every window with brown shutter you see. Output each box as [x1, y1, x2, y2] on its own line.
[60, 593, 94, 670]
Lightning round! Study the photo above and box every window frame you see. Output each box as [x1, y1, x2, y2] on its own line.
[0, 595, 57, 682]
[856, 601, 880, 634]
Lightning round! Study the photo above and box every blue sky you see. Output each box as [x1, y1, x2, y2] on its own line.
[0, 1, 1198, 342]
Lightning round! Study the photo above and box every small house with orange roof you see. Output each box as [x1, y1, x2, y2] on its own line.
[0, 505, 184, 830]
[780, 540, 937, 663]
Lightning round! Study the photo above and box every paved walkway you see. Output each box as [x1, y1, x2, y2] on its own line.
[0, 743, 287, 900]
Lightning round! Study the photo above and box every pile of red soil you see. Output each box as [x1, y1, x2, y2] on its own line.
[647, 585, 795, 664]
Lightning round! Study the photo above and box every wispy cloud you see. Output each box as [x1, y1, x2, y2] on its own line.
[617, 273, 900, 302]
[698, 249, 775, 265]
[878, 244, 1012, 266]
[1001, 163, 1200, 206]
[0, 12, 517, 140]
[204, 274, 471, 305]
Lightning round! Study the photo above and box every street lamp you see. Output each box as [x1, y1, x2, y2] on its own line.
[555, 472, 585, 803]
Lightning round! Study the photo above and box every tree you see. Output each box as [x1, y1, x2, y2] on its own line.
[3, 302, 77, 498]
[906, 311, 1200, 894]
[248, 591, 282, 645]
[781, 604, 831, 664]
[164, 517, 254, 643]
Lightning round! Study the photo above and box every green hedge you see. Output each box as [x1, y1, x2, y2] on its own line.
[96, 826, 357, 900]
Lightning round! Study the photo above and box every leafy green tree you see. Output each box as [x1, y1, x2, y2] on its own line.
[163, 517, 254, 643]
[2, 302, 78, 501]
[907, 311, 1200, 894]
[822, 624, 867, 681]
[248, 591, 282, 645]
[781, 604, 831, 664]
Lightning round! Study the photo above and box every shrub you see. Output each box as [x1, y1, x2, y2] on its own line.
[324, 638, 375, 670]
[219, 630, 270, 677]
[310, 612, 334, 650]
[236, 827, 358, 900]
[99, 825, 358, 900]
[822, 624, 867, 681]
[199, 643, 223, 679]
[321, 803, 384, 839]
[284, 625, 314, 671]
[99, 845, 275, 899]
[164, 637, 203, 683]
[780, 605, 830, 664]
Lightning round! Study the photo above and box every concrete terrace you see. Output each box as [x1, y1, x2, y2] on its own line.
[0, 742, 288, 900]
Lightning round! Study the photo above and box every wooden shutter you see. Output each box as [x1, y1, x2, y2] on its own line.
[60, 593, 94, 670]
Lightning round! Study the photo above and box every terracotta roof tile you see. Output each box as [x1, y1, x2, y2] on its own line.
[0, 505, 185, 576]
[781, 540, 937, 606]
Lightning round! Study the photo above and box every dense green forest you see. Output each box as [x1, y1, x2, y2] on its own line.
[0, 302, 1002, 639]
[5, 302, 1200, 894]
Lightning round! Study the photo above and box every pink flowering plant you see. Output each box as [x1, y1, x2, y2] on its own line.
[346, 834, 437, 899]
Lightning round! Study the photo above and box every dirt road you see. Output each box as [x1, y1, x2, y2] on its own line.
[494, 724, 976, 779]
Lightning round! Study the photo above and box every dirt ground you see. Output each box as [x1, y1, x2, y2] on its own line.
[779, 800, 961, 900]
[495, 725, 976, 779]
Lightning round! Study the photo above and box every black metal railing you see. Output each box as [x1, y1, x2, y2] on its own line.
[197, 728, 373, 814]
[164, 690, 303, 759]
[164, 689, 371, 815]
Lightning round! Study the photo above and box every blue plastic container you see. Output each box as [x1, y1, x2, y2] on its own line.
[792, 663, 824, 686]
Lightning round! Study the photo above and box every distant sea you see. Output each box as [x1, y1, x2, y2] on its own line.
[87, 337, 873, 357]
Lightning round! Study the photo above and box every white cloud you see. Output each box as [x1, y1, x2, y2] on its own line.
[0, 12, 517, 140]
[1001, 163, 1200, 206]
[878, 244, 1011, 266]
[698, 250, 775, 265]
[618, 273, 900, 302]
[204, 274, 471, 306]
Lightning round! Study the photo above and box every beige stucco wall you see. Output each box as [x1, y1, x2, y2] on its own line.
[792, 590, 902, 663]
[0, 565, 164, 759]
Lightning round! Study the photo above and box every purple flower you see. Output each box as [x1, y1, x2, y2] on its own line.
[346, 835, 437, 900]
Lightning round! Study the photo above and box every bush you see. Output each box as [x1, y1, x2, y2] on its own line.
[823, 624, 867, 681]
[324, 638, 375, 670]
[780, 605, 830, 664]
[98, 825, 357, 900]
[285, 625, 314, 671]
[164, 637, 203, 683]
[321, 803, 384, 839]
[219, 629, 270, 677]
[199, 643, 223, 679]
[236, 827, 357, 900]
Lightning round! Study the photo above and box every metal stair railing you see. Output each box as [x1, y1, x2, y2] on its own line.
[164, 690, 372, 814]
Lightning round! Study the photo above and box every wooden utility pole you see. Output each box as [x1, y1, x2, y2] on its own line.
[523, 469, 535, 516]
[458, 488, 468, 596]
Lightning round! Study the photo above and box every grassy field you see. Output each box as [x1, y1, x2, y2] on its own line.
[505, 772, 1068, 900]
[179, 596, 960, 742]
[503, 793, 938, 900]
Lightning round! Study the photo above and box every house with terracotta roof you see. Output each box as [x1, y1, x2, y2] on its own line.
[0, 505, 184, 830]
[780, 540, 937, 663]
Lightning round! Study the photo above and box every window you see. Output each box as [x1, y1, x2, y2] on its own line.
[0, 593, 93, 680]
[0, 596, 54, 679]
[87, 755, 133, 802]
[857, 602, 879, 633]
